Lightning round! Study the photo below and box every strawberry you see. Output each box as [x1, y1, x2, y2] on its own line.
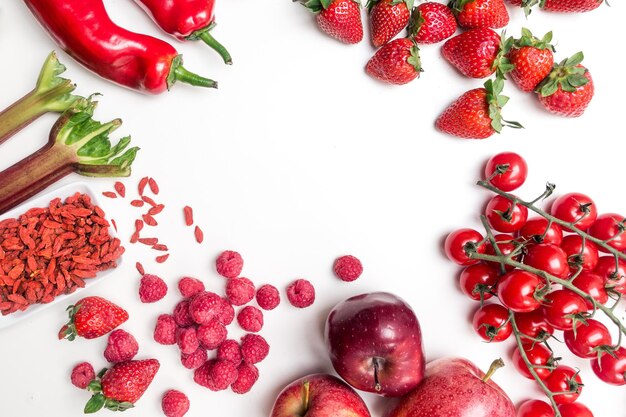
[536, 52, 594, 117]
[442, 28, 514, 79]
[409, 2, 457, 45]
[436, 78, 523, 139]
[507, 28, 555, 92]
[58, 296, 128, 341]
[368, 0, 413, 48]
[366, 38, 422, 84]
[298, 0, 364, 44]
[449, 0, 509, 29]
[509, 0, 603, 15]
[83, 359, 160, 413]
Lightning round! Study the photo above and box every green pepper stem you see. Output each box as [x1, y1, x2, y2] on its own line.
[173, 65, 218, 89]
[197, 30, 233, 65]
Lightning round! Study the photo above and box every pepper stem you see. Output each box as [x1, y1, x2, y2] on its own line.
[168, 55, 218, 89]
[195, 28, 233, 65]
[482, 358, 505, 383]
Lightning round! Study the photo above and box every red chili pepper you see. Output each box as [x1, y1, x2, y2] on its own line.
[24, 0, 217, 94]
[134, 0, 232, 65]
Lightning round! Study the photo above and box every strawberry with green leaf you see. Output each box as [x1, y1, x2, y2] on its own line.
[436, 78, 523, 139]
[58, 296, 128, 341]
[410, 2, 457, 45]
[507, 28, 555, 92]
[368, 0, 414, 48]
[83, 359, 160, 413]
[297, 0, 364, 44]
[536, 52, 594, 117]
[508, 0, 603, 15]
[449, 0, 509, 29]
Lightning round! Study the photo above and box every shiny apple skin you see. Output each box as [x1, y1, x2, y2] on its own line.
[325, 292, 425, 397]
[270, 373, 371, 417]
[385, 358, 516, 417]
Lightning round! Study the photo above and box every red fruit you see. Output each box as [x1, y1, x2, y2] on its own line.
[508, 29, 555, 92]
[173, 300, 194, 327]
[442, 28, 503, 78]
[307, 0, 364, 44]
[287, 279, 316, 308]
[570, 271, 608, 308]
[410, 2, 457, 45]
[512, 342, 556, 380]
[591, 347, 626, 385]
[71, 362, 95, 389]
[256, 284, 281, 310]
[450, 0, 509, 29]
[197, 319, 228, 350]
[541, 0, 603, 13]
[519, 217, 563, 246]
[241, 334, 270, 364]
[215, 250, 243, 278]
[544, 366, 583, 404]
[523, 243, 569, 278]
[518, 400, 555, 417]
[459, 263, 500, 301]
[225, 277, 256, 306]
[59, 296, 128, 341]
[209, 360, 239, 391]
[559, 403, 594, 417]
[551, 192, 597, 231]
[104, 329, 139, 363]
[139, 274, 168, 303]
[217, 299, 235, 325]
[188, 292, 223, 325]
[436, 79, 522, 139]
[366, 38, 422, 85]
[178, 277, 205, 298]
[231, 363, 259, 394]
[181, 348, 208, 370]
[162, 390, 190, 417]
[497, 270, 544, 313]
[485, 194, 529, 233]
[514, 310, 554, 341]
[333, 255, 363, 282]
[177, 327, 200, 355]
[542, 290, 588, 331]
[237, 306, 264, 332]
[595, 256, 626, 294]
[84, 359, 160, 412]
[484, 151, 528, 192]
[368, 0, 412, 47]
[485, 234, 521, 271]
[445, 228, 486, 266]
[564, 319, 612, 358]
[472, 304, 512, 342]
[217, 339, 243, 364]
[154, 314, 177, 345]
[560, 235, 599, 272]
[537, 53, 594, 117]
[589, 213, 626, 251]
[193, 360, 217, 390]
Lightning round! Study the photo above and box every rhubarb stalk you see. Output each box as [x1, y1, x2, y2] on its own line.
[0, 51, 82, 144]
[0, 99, 139, 214]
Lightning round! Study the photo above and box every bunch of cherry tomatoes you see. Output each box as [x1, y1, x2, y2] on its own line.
[444, 152, 626, 417]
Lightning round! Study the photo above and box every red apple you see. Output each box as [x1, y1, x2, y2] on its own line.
[385, 358, 515, 417]
[270, 373, 371, 417]
[325, 292, 425, 397]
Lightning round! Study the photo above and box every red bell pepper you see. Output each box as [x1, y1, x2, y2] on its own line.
[134, 0, 232, 65]
[23, 0, 217, 94]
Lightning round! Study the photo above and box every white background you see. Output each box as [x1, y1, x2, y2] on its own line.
[0, 1, 624, 416]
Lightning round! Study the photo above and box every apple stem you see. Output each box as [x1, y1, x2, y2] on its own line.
[373, 357, 382, 392]
[302, 381, 310, 414]
[481, 358, 505, 383]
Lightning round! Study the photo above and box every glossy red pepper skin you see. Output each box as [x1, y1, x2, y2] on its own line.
[24, 0, 215, 93]
[135, 0, 216, 39]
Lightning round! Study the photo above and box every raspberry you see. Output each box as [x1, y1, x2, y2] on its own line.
[154, 314, 177, 345]
[216, 250, 243, 278]
[286, 279, 315, 308]
[237, 306, 264, 332]
[173, 300, 194, 327]
[333, 255, 363, 282]
[225, 277, 255, 306]
[139, 274, 168, 303]
[188, 292, 223, 325]
[71, 362, 95, 389]
[256, 284, 280, 310]
[217, 339, 242, 365]
[209, 360, 239, 391]
[241, 334, 269, 364]
[197, 319, 227, 350]
[104, 329, 139, 363]
[231, 363, 259, 394]
[178, 277, 205, 298]
[181, 348, 208, 370]
[177, 327, 200, 355]
[217, 299, 235, 325]
[193, 360, 217, 390]
[162, 390, 190, 417]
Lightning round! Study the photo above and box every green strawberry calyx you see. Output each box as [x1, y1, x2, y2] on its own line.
[83, 369, 134, 414]
[536, 52, 589, 98]
[448, 0, 478, 13]
[407, 7, 426, 38]
[58, 303, 83, 341]
[491, 32, 516, 80]
[514, 28, 555, 52]
[485, 78, 524, 133]
[407, 41, 423, 74]
[366, 0, 414, 12]
[297, 0, 361, 13]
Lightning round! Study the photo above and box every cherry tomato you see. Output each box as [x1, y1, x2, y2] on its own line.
[445, 228, 485, 266]
[497, 270, 544, 313]
[570, 271, 608, 309]
[485, 234, 521, 271]
[514, 310, 554, 341]
[517, 399, 555, 417]
[594, 256, 626, 294]
[564, 319, 612, 359]
[523, 244, 569, 279]
[486, 195, 529, 233]
[544, 366, 583, 405]
[560, 235, 599, 272]
[591, 346, 626, 386]
[542, 290, 588, 331]
[472, 304, 512, 342]
[519, 217, 563, 246]
[459, 263, 500, 301]
[558, 403, 593, 417]
[512, 342, 556, 380]
[484, 152, 528, 192]
[551, 193, 598, 231]
[589, 213, 626, 252]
